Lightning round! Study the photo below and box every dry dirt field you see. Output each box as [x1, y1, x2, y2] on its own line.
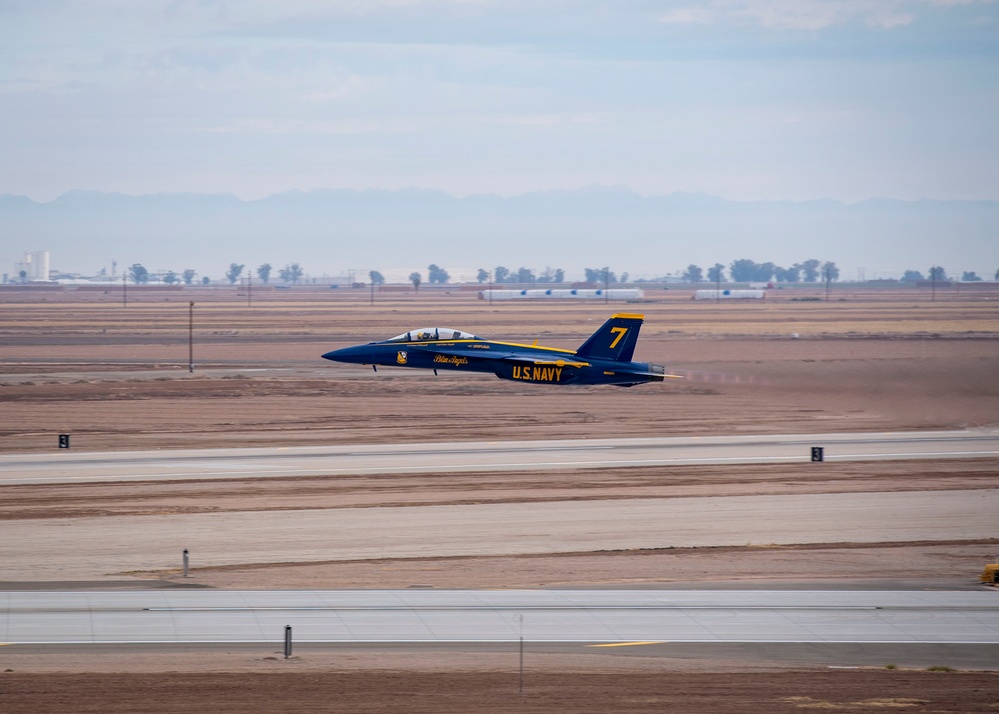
[1, 285, 998, 712]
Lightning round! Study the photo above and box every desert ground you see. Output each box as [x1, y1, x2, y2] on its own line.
[1, 283, 997, 712]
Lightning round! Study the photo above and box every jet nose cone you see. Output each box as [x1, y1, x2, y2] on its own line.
[321, 345, 371, 364]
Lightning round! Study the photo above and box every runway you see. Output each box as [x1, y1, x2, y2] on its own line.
[6, 589, 998, 671]
[2, 489, 994, 581]
[3, 590, 997, 647]
[4, 432, 997, 671]
[1, 429, 997, 486]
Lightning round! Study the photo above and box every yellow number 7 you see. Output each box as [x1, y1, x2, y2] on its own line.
[609, 327, 627, 349]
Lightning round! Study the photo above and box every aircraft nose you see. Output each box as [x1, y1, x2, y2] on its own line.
[321, 345, 371, 364]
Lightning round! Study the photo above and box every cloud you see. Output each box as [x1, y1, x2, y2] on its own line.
[303, 74, 374, 102]
[659, 1, 920, 30]
[658, 7, 716, 25]
[487, 112, 608, 128]
[194, 117, 419, 134]
[927, 0, 994, 6]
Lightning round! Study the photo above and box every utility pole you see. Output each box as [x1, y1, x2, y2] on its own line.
[188, 301, 195, 373]
[122, 272, 127, 308]
[517, 613, 524, 694]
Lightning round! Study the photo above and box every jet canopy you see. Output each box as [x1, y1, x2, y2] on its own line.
[386, 327, 481, 343]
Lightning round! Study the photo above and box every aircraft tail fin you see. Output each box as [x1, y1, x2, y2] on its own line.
[575, 313, 645, 362]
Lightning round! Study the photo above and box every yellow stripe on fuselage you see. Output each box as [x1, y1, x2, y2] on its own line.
[489, 340, 576, 354]
[393, 338, 577, 355]
[533, 359, 590, 368]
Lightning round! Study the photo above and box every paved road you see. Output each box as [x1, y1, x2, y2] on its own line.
[3, 590, 997, 646]
[1, 430, 997, 485]
[1, 490, 993, 581]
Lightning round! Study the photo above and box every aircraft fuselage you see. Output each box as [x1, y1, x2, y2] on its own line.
[322, 314, 670, 387]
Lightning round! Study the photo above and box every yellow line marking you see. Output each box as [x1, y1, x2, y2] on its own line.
[588, 641, 664, 648]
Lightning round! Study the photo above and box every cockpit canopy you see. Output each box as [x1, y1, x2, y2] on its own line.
[385, 327, 480, 343]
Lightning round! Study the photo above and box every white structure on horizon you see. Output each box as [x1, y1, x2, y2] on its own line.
[694, 289, 766, 300]
[478, 288, 644, 301]
[15, 250, 50, 281]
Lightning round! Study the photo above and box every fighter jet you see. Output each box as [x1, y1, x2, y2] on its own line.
[322, 313, 673, 387]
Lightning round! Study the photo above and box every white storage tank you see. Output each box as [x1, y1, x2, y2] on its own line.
[479, 288, 644, 301]
[694, 289, 766, 300]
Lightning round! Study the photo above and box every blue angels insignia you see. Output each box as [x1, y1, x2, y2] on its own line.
[322, 313, 675, 387]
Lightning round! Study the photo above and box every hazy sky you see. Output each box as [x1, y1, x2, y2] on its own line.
[1, 0, 997, 203]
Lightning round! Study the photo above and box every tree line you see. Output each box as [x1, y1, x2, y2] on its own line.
[683, 259, 839, 284]
[683, 261, 991, 284]
[125, 262, 305, 285]
[124, 260, 998, 286]
[470, 266, 625, 284]
[901, 267, 986, 282]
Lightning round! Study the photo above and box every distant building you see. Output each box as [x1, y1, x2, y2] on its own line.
[15, 251, 50, 281]
[478, 288, 644, 301]
[694, 289, 766, 300]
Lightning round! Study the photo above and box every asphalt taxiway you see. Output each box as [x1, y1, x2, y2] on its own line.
[1, 429, 996, 486]
[3, 432, 996, 669]
[3, 589, 998, 669]
[0, 431, 995, 581]
[1, 489, 993, 581]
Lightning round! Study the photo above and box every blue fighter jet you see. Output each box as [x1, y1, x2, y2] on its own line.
[322, 313, 672, 387]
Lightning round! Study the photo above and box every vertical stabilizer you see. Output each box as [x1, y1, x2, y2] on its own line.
[574, 313, 644, 362]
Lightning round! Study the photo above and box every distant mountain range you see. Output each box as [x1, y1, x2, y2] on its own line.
[2, 187, 996, 280]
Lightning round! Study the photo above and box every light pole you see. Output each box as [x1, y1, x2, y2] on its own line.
[517, 613, 524, 694]
[188, 301, 194, 373]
